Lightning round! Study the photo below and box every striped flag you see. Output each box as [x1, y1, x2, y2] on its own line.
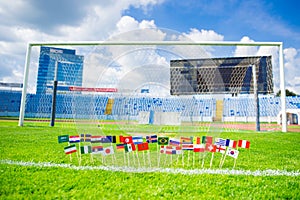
[215, 138, 227, 146]
[69, 135, 80, 143]
[169, 138, 180, 146]
[146, 135, 158, 143]
[124, 143, 136, 153]
[132, 136, 143, 144]
[91, 136, 103, 143]
[202, 136, 213, 144]
[226, 139, 237, 148]
[238, 140, 250, 148]
[180, 136, 193, 144]
[106, 136, 119, 143]
[92, 146, 103, 154]
[80, 145, 92, 154]
[116, 143, 125, 151]
[64, 145, 77, 154]
[182, 144, 194, 151]
[193, 144, 205, 153]
[193, 137, 201, 144]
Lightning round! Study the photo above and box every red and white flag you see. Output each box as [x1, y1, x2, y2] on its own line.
[216, 145, 226, 154]
[238, 140, 250, 148]
[102, 146, 114, 156]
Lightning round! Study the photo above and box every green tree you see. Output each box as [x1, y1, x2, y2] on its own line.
[276, 89, 298, 96]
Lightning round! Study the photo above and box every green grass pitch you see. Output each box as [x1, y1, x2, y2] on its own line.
[0, 119, 300, 199]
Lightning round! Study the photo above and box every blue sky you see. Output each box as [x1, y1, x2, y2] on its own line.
[0, 0, 299, 94]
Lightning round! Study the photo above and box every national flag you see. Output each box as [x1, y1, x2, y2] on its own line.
[91, 136, 104, 143]
[102, 146, 114, 156]
[182, 144, 194, 150]
[226, 139, 237, 148]
[238, 140, 250, 148]
[80, 145, 92, 154]
[205, 143, 216, 152]
[58, 135, 69, 143]
[160, 146, 166, 154]
[175, 146, 183, 154]
[64, 145, 77, 154]
[116, 143, 125, 151]
[80, 134, 92, 142]
[158, 137, 169, 145]
[180, 136, 193, 144]
[193, 137, 201, 144]
[121, 136, 133, 144]
[69, 135, 80, 143]
[137, 142, 149, 151]
[124, 143, 136, 153]
[132, 136, 143, 144]
[169, 138, 180, 146]
[215, 145, 226, 154]
[165, 146, 176, 155]
[226, 148, 239, 159]
[146, 135, 158, 143]
[106, 136, 118, 143]
[202, 136, 213, 144]
[214, 138, 227, 146]
[92, 146, 103, 154]
[193, 144, 205, 153]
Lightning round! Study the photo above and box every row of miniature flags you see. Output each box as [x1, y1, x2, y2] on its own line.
[58, 134, 250, 148]
[59, 134, 250, 157]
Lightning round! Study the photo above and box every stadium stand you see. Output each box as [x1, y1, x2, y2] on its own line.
[0, 90, 299, 123]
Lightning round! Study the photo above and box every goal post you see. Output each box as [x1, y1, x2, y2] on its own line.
[18, 40, 287, 132]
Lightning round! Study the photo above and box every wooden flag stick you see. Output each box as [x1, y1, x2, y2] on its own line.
[136, 151, 141, 168]
[158, 150, 161, 167]
[220, 154, 227, 168]
[132, 151, 136, 166]
[193, 152, 195, 167]
[201, 154, 205, 168]
[233, 157, 237, 169]
[219, 153, 225, 168]
[148, 150, 151, 168]
[123, 151, 126, 166]
[187, 151, 190, 167]
[209, 153, 214, 168]
[127, 153, 130, 167]
[143, 151, 146, 166]
[157, 145, 160, 167]
[182, 151, 185, 167]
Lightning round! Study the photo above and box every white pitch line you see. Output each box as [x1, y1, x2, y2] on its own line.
[1, 159, 299, 177]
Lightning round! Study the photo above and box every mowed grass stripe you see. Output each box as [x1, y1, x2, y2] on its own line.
[1, 159, 299, 177]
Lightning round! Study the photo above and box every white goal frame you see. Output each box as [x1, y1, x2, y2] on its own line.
[18, 41, 287, 132]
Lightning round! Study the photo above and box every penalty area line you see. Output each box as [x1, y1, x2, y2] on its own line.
[0, 159, 299, 177]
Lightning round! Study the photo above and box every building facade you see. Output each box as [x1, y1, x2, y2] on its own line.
[36, 46, 84, 94]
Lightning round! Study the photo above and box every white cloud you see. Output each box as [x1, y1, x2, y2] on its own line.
[182, 28, 224, 41]
[234, 36, 258, 57]
[283, 48, 300, 94]
[0, 1, 165, 89]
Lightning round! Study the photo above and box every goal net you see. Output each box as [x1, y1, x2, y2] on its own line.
[18, 29, 286, 135]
